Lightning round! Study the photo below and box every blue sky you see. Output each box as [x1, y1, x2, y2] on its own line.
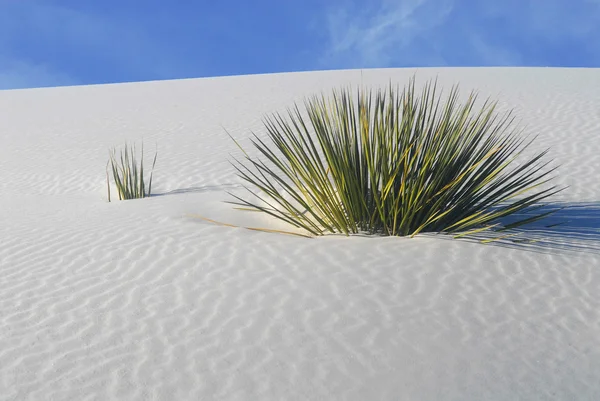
[1, 0, 599, 90]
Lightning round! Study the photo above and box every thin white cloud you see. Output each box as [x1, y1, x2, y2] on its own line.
[466, 36, 524, 67]
[0, 59, 77, 90]
[0, 1, 187, 89]
[477, 0, 600, 65]
[319, 0, 600, 69]
[320, 0, 454, 69]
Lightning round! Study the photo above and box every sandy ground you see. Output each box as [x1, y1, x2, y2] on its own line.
[1, 67, 599, 400]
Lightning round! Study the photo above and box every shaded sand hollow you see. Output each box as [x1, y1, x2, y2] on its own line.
[1, 68, 599, 400]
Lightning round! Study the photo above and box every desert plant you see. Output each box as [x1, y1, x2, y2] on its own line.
[107, 142, 157, 201]
[227, 77, 562, 238]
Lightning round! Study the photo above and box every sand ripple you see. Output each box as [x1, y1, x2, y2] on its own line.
[1, 68, 600, 400]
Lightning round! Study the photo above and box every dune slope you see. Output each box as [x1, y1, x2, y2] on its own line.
[1, 68, 599, 400]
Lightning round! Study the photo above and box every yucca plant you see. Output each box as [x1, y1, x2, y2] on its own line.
[227, 77, 563, 239]
[107, 142, 157, 201]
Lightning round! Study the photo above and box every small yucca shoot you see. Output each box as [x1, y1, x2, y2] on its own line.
[227, 77, 563, 239]
[107, 142, 157, 201]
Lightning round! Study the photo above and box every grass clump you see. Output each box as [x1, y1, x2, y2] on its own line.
[107, 142, 157, 201]
[227, 77, 562, 238]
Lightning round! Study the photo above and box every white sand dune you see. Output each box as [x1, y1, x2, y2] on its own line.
[1, 68, 599, 400]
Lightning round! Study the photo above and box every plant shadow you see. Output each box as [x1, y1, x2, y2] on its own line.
[440, 202, 600, 255]
[150, 186, 600, 256]
[152, 183, 243, 197]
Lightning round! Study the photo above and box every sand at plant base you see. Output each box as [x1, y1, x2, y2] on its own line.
[1, 68, 599, 400]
